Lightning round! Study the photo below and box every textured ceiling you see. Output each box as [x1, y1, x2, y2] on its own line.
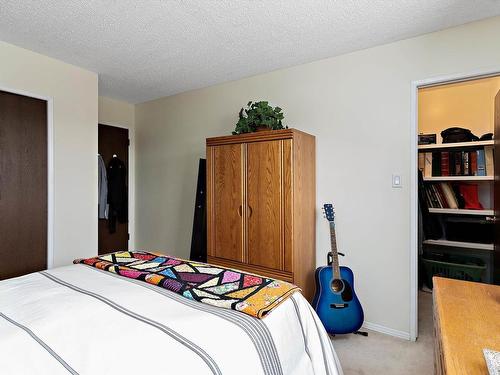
[1, 1, 500, 103]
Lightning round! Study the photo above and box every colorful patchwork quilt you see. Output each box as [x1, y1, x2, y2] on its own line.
[74, 251, 300, 318]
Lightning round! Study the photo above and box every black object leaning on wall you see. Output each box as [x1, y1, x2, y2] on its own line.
[190, 159, 207, 263]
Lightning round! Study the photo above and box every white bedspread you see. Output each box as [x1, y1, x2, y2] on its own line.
[0, 264, 342, 375]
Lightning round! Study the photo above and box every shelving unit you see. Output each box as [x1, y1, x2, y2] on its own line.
[418, 137, 495, 285]
[423, 175, 493, 182]
[423, 239, 494, 251]
[417, 79, 499, 289]
[427, 208, 494, 216]
[418, 140, 494, 150]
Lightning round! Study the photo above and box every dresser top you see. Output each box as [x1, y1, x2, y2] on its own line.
[433, 277, 500, 374]
[206, 128, 314, 146]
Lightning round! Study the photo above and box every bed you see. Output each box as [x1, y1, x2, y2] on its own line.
[0, 261, 343, 374]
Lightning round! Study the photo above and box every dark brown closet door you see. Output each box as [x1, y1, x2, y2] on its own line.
[494, 90, 500, 284]
[98, 124, 129, 254]
[0, 90, 47, 280]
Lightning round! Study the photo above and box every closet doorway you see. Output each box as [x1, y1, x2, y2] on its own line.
[98, 124, 129, 254]
[411, 73, 500, 339]
[0, 90, 48, 280]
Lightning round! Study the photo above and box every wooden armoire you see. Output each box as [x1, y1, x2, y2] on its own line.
[206, 129, 316, 300]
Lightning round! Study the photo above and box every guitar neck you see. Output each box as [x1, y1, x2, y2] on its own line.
[329, 222, 341, 279]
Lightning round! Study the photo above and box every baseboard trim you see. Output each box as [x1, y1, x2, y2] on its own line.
[362, 321, 411, 341]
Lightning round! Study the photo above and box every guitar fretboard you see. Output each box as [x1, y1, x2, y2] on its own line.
[329, 222, 341, 280]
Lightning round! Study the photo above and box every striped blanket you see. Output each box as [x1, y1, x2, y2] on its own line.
[74, 251, 300, 318]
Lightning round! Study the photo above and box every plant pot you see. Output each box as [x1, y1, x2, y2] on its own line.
[255, 126, 269, 132]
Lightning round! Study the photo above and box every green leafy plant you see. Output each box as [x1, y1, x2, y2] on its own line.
[232, 101, 287, 135]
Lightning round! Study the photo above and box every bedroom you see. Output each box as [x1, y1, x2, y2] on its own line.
[1, 1, 499, 374]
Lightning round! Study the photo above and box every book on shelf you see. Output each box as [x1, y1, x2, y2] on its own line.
[421, 181, 482, 210]
[441, 183, 458, 209]
[477, 149, 486, 176]
[435, 184, 449, 208]
[424, 152, 432, 177]
[432, 152, 441, 176]
[449, 152, 455, 176]
[463, 151, 469, 175]
[424, 187, 433, 208]
[428, 184, 440, 208]
[485, 146, 493, 177]
[454, 151, 462, 175]
[418, 153, 425, 172]
[440, 152, 449, 176]
[430, 185, 438, 207]
[470, 151, 477, 176]
[458, 184, 484, 210]
[420, 146, 493, 177]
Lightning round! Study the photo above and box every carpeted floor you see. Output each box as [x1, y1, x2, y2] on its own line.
[332, 292, 434, 375]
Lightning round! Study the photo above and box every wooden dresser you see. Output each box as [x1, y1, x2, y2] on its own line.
[433, 277, 500, 375]
[206, 129, 316, 300]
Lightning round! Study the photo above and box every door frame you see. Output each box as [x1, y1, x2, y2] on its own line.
[410, 68, 500, 341]
[0, 85, 54, 269]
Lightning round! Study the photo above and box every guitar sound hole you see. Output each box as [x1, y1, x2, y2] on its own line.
[331, 279, 344, 293]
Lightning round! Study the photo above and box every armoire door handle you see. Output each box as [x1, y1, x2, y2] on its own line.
[248, 205, 253, 217]
[238, 205, 242, 216]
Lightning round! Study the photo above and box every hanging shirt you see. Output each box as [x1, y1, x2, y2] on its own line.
[98, 154, 108, 219]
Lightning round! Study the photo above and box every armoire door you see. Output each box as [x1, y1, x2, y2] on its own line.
[208, 143, 245, 262]
[0, 90, 47, 280]
[247, 140, 286, 270]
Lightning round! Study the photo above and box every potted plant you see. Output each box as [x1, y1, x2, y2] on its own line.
[232, 101, 287, 135]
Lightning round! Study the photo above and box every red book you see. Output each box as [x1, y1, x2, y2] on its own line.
[470, 151, 477, 176]
[440, 152, 449, 176]
[459, 184, 483, 209]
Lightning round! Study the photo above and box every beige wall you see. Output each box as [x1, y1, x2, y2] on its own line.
[135, 16, 500, 336]
[0, 41, 98, 267]
[419, 76, 500, 138]
[98, 96, 136, 248]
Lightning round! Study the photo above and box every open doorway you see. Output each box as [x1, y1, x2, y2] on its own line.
[98, 124, 129, 254]
[412, 74, 500, 339]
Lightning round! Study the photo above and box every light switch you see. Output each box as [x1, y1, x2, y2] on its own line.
[392, 174, 402, 188]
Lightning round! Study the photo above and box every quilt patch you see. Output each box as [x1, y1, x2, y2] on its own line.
[74, 251, 299, 318]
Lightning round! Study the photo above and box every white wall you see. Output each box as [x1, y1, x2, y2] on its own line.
[98, 96, 136, 249]
[135, 16, 500, 336]
[0, 41, 98, 267]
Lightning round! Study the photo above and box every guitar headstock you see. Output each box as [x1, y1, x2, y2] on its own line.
[322, 203, 335, 223]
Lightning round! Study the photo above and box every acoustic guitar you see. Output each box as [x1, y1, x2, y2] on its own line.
[312, 203, 364, 335]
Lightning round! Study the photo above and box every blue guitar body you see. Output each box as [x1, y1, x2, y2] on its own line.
[312, 265, 364, 335]
[313, 203, 364, 335]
